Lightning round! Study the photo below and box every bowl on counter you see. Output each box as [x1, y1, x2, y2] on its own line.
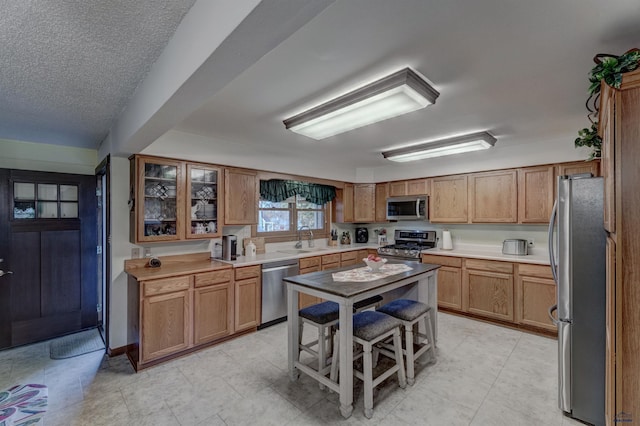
[363, 257, 387, 272]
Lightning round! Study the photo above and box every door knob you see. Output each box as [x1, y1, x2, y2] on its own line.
[0, 270, 13, 277]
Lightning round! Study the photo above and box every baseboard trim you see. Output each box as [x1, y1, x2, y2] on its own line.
[107, 345, 127, 357]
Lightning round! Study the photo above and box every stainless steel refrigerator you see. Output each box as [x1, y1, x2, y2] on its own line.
[548, 175, 605, 426]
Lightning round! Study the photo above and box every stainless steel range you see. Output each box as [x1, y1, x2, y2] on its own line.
[378, 229, 437, 261]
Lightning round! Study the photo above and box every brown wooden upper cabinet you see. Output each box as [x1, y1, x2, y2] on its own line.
[407, 178, 430, 195]
[517, 165, 555, 223]
[430, 175, 468, 223]
[375, 183, 389, 222]
[224, 168, 257, 225]
[353, 184, 375, 222]
[557, 160, 600, 177]
[130, 155, 185, 243]
[469, 170, 518, 223]
[333, 184, 354, 223]
[388, 181, 408, 197]
[186, 163, 222, 239]
[388, 178, 430, 197]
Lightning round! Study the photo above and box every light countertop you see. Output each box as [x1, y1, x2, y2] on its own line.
[422, 243, 550, 265]
[219, 243, 380, 267]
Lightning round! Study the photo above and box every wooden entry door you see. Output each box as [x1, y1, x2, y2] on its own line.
[1, 169, 97, 349]
[0, 169, 10, 348]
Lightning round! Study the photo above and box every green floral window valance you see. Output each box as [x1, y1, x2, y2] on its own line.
[259, 179, 336, 205]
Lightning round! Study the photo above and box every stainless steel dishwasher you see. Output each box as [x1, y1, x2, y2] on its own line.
[260, 259, 299, 328]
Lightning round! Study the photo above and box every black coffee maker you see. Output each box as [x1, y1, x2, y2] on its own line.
[355, 227, 369, 243]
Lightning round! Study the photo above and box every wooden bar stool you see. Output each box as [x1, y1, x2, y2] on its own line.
[298, 296, 383, 387]
[377, 299, 436, 385]
[330, 310, 407, 419]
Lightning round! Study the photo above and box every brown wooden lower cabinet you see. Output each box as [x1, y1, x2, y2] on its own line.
[422, 254, 463, 310]
[234, 265, 261, 332]
[340, 251, 358, 267]
[142, 288, 191, 363]
[126, 262, 262, 371]
[437, 266, 463, 310]
[299, 256, 322, 308]
[464, 269, 514, 322]
[299, 264, 322, 308]
[515, 264, 556, 332]
[422, 254, 555, 333]
[194, 282, 233, 345]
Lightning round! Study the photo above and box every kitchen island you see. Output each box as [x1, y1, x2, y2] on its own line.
[284, 261, 440, 418]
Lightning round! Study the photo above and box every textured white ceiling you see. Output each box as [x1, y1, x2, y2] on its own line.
[2, 0, 640, 182]
[0, 0, 196, 148]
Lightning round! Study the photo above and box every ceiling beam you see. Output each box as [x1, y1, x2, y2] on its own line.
[107, 0, 336, 157]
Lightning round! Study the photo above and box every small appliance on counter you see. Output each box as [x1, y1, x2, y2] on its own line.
[441, 230, 453, 250]
[502, 239, 528, 255]
[378, 229, 436, 261]
[222, 235, 237, 261]
[355, 227, 369, 243]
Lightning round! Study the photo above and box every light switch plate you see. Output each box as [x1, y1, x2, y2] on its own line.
[144, 247, 152, 258]
[131, 248, 140, 259]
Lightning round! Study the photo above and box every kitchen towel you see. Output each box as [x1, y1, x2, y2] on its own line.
[442, 230, 453, 250]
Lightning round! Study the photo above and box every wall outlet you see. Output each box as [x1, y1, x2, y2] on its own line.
[144, 247, 152, 258]
[527, 239, 535, 247]
[131, 248, 140, 259]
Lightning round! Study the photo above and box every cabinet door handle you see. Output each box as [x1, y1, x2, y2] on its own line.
[0, 270, 13, 277]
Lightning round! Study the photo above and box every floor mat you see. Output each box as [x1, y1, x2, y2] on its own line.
[49, 329, 105, 359]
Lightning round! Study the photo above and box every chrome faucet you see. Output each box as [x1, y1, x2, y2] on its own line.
[295, 226, 314, 248]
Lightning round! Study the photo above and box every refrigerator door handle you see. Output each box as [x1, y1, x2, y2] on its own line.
[548, 304, 559, 325]
[558, 320, 572, 413]
[548, 199, 558, 284]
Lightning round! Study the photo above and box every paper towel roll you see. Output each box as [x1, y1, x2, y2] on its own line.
[442, 230, 453, 250]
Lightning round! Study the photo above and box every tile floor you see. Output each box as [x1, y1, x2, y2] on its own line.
[0, 313, 587, 425]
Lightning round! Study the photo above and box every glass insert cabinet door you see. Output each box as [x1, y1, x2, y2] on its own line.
[186, 164, 221, 239]
[134, 157, 184, 242]
[13, 182, 79, 219]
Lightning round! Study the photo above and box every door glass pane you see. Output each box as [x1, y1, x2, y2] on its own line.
[14, 182, 35, 200]
[191, 168, 205, 181]
[144, 163, 161, 178]
[60, 185, 78, 201]
[204, 170, 216, 183]
[60, 202, 78, 218]
[14, 201, 35, 219]
[38, 184, 58, 200]
[161, 165, 177, 180]
[38, 202, 58, 218]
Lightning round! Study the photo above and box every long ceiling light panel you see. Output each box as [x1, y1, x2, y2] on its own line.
[382, 131, 497, 162]
[283, 68, 439, 140]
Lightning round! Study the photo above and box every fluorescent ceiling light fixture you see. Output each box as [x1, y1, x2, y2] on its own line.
[382, 131, 497, 162]
[283, 68, 439, 140]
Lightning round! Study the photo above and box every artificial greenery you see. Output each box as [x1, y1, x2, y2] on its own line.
[576, 48, 639, 159]
[574, 122, 602, 160]
[588, 49, 640, 96]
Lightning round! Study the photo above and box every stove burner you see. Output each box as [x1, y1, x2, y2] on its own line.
[377, 229, 437, 259]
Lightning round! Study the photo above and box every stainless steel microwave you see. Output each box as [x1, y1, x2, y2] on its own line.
[386, 196, 428, 221]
